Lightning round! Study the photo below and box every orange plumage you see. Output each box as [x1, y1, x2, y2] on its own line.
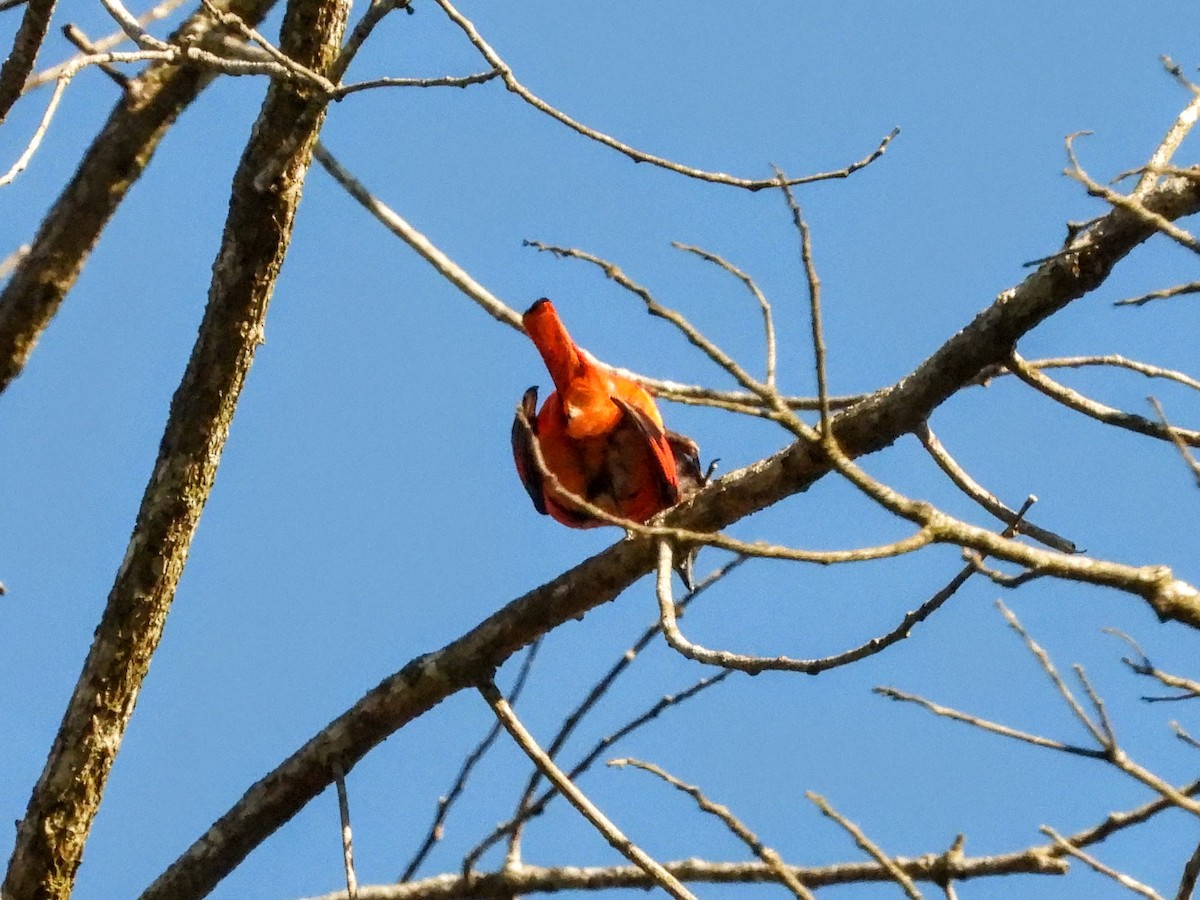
[512, 298, 703, 528]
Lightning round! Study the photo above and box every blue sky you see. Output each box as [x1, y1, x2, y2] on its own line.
[2, 2, 1199, 898]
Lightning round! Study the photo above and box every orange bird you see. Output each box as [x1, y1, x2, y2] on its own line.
[512, 298, 704, 529]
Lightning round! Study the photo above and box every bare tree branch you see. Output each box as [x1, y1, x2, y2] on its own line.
[430, 0, 898, 191]
[881, 603, 1200, 819]
[478, 681, 697, 900]
[401, 641, 540, 881]
[875, 685, 1107, 760]
[498, 559, 743, 868]
[1176, 841, 1200, 900]
[672, 242, 777, 387]
[1115, 280, 1200, 308]
[977, 354, 1200, 393]
[1007, 352, 1200, 448]
[313, 141, 522, 329]
[299, 850, 1067, 899]
[1042, 827, 1163, 899]
[1148, 396, 1200, 487]
[1066, 133, 1200, 255]
[334, 68, 497, 97]
[333, 764, 358, 900]
[1106, 628, 1200, 701]
[611, 758, 816, 899]
[807, 792, 923, 899]
[61, 23, 131, 88]
[0, 70, 66, 186]
[915, 424, 1075, 552]
[0, 0, 56, 127]
[24, 0, 189, 89]
[1130, 65, 1200, 201]
[774, 167, 831, 433]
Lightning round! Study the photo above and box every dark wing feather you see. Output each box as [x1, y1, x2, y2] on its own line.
[511, 386, 548, 515]
[611, 395, 679, 510]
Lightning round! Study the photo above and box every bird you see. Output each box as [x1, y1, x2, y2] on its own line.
[511, 298, 706, 530]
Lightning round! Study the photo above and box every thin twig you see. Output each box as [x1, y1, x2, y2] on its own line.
[25, 0, 187, 90]
[997, 600, 1108, 747]
[1041, 827, 1163, 899]
[314, 142, 522, 329]
[431, 0, 898, 191]
[672, 242, 777, 387]
[465, 667, 734, 874]
[1160, 55, 1200, 95]
[1057, 778, 1200, 852]
[1008, 352, 1200, 448]
[874, 685, 1106, 759]
[335, 68, 498, 98]
[977, 355, 1200, 394]
[1105, 628, 1200, 702]
[1130, 69, 1200, 200]
[611, 758, 816, 899]
[1115, 280, 1200, 308]
[332, 0, 405, 82]
[1148, 396, 1200, 487]
[1174, 722, 1200, 751]
[1177, 841, 1200, 900]
[333, 763, 358, 900]
[961, 551, 1042, 589]
[775, 166, 830, 434]
[98, 0, 170, 49]
[1065, 132, 1200, 255]
[502, 558, 745, 866]
[653, 497, 1039, 675]
[916, 423, 1075, 552]
[1074, 664, 1117, 746]
[885, 605, 1200, 818]
[62, 24, 129, 88]
[478, 681, 698, 900]
[401, 640, 541, 881]
[0, 74, 67, 187]
[807, 792, 923, 900]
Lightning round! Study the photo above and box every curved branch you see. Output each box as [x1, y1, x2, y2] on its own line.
[1008, 352, 1200, 448]
[915, 423, 1076, 552]
[431, 0, 898, 191]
